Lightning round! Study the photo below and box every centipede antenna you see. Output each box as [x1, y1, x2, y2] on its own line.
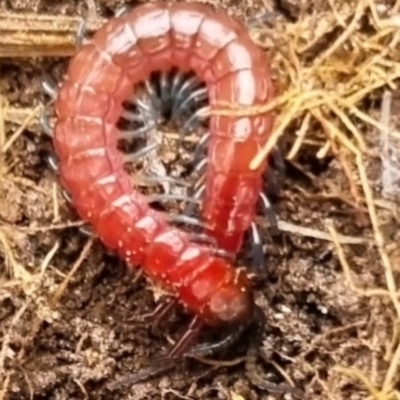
[39, 108, 53, 137]
[259, 192, 278, 234]
[47, 154, 59, 172]
[246, 306, 304, 399]
[123, 142, 159, 163]
[250, 222, 266, 278]
[75, 19, 87, 48]
[41, 77, 58, 98]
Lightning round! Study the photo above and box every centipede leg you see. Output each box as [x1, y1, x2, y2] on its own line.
[115, 5, 130, 17]
[39, 108, 53, 137]
[123, 142, 159, 163]
[192, 132, 210, 163]
[78, 225, 95, 237]
[171, 75, 203, 119]
[41, 76, 58, 99]
[54, 187, 95, 237]
[119, 124, 157, 141]
[264, 146, 286, 198]
[167, 316, 203, 358]
[250, 222, 266, 279]
[180, 107, 208, 139]
[47, 152, 59, 172]
[271, 146, 286, 176]
[107, 316, 203, 390]
[246, 306, 304, 399]
[259, 192, 279, 235]
[125, 298, 177, 325]
[62, 194, 95, 237]
[174, 87, 208, 120]
[75, 19, 87, 48]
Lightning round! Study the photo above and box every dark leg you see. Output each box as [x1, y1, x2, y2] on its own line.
[264, 145, 286, 199]
[107, 316, 203, 390]
[41, 76, 58, 99]
[47, 153, 58, 172]
[245, 306, 304, 399]
[249, 222, 267, 280]
[167, 316, 203, 358]
[78, 224, 95, 237]
[39, 108, 53, 137]
[259, 193, 279, 235]
[271, 145, 286, 177]
[125, 298, 177, 326]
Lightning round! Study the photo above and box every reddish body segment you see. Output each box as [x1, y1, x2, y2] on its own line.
[53, 2, 274, 326]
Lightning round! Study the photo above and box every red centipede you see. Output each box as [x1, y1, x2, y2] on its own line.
[40, 2, 302, 396]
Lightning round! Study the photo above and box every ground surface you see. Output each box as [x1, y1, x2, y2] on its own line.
[1, 0, 400, 400]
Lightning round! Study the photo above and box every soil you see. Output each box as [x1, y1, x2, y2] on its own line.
[0, 1, 399, 400]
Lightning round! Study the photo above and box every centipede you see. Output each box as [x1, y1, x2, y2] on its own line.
[40, 2, 302, 397]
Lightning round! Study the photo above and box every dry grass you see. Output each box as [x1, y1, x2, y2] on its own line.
[0, 0, 400, 399]
[245, 0, 400, 397]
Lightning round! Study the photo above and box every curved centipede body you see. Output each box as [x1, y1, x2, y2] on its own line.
[41, 2, 304, 394]
[53, 2, 274, 323]
[55, 2, 274, 255]
[41, 3, 306, 396]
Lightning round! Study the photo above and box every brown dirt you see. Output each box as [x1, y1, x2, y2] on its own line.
[1, 1, 399, 400]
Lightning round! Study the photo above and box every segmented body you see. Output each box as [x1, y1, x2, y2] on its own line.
[53, 2, 274, 326]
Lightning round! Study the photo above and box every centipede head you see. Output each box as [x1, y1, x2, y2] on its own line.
[205, 269, 255, 328]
